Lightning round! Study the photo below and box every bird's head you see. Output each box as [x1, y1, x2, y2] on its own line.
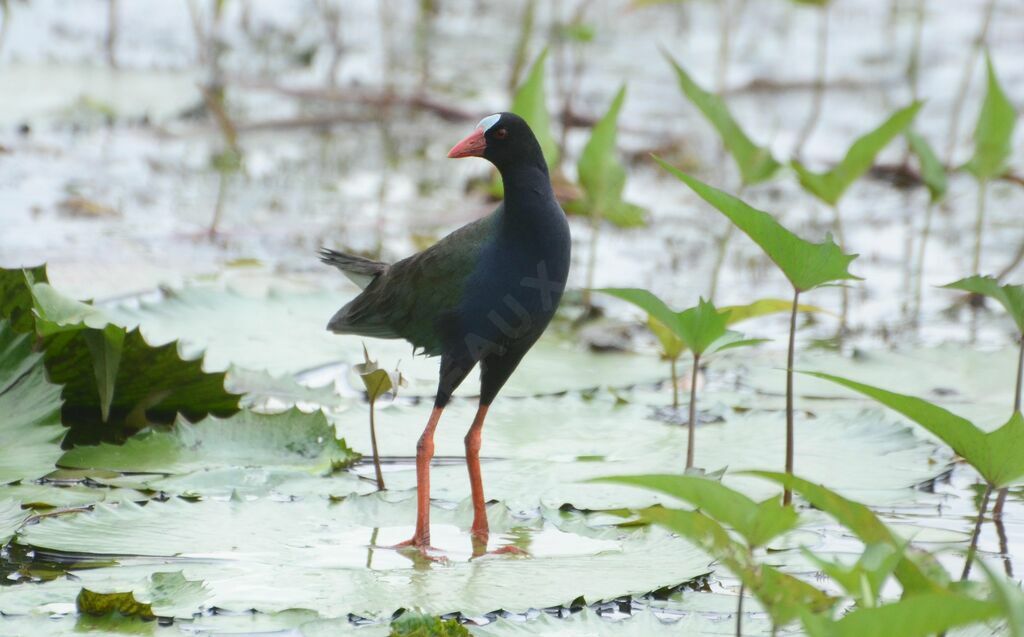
[447, 112, 546, 174]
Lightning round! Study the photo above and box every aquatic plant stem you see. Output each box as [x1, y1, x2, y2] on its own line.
[943, 0, 997, 164]
[793, 3, 829, 158]
[960, 482, 993, 581]
[832, 203, 849, 336]
[1014, 335, 1023, 414]
[969, 180, 988, 343]
[670, 356, 680, 410]
[992, 336, 1024, 544]
[368, 399, 385, 491]
[686, 352, 700, 470]
[784, 288, 800, 506]
[581, 217, 602, 313]
[911, 200, 936, 327]
[736, 581, 745, 637]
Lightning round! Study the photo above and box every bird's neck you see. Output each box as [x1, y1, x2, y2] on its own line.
[498, 162, 556, 216]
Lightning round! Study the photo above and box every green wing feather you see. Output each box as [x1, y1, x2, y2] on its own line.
[329, 210, 498, 356]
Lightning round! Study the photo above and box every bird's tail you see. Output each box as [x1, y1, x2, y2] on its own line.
[318, 248, 389, 290]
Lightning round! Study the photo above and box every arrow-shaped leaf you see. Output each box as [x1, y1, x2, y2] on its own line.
[665, 51, 780, 186]
[653, 161, 860, 292]
[943, 275, 1024, 333]
[791, 102, 922, 205]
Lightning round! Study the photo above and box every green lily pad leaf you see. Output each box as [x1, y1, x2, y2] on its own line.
[0, 498, 29, 544]
[745, 471, 946, 594]
[573, 86, 647, 228]
[653, 161, 860, 292]
[29, 281, 112, 335]
[943, 275, 1024, 333]
[963, 53, 1016, 181]
[77, 571, 210, 620]
[364, 400, 944, 511]
[511, 48, 559, 171]
[0, 320, 65, 484]
[390, 611, 469, 637]
[0, 266, 240, 444]
[791, 102, 922, 205]
[803, 371, 1024, 487]
[18, 498, 710, 618]
[802, 591, 1000, 637]
[104, 283, 358, 376]
[719, 298, 827, 325]
[473, 605, 776, 636]
[664, 51, 780, 185]
[77, 588, 154, 619]
[0, 483, 147, 509]
[596, 474, 797, 548]
[60, 408, 357, 475]
[0, 265, 47, 333]
[906, 130, 948, 203]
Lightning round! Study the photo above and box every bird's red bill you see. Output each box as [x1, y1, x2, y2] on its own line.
[448, 128, 487, 158]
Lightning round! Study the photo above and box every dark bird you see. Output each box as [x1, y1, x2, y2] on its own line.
[320, 113, 571, 553]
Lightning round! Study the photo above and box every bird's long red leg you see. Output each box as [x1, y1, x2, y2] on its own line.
[465, 403, 490, 544]
[393, 405, 443, 550]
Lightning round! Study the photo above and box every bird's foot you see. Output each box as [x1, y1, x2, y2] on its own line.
[471, 543, 529, 560]
[387, 536, 446, 562]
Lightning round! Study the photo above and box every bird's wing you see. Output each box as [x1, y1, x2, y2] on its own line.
[328, 210, 499, 355]
[318, 248, 389, 290]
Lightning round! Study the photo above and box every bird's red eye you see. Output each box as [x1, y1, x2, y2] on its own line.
[493, 128, 509, 140]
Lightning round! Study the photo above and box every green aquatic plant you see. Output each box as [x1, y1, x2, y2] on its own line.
[389, 610, 470, 637]
[791, 101, 921, 333]
[597, 473, 828, 634]
[354, 345, 406, 490]
[944, 275, 1024, 527]
[596, 292, 764, 468]
[663, 51, 780, 188]
[747, 471, 945, 594]
[790, 0, 832, 158]
[651, 163, 858, 502]
[800, 371, 1024, 579]
[0, 266, 239, 445]
[906, 129, 948, 325]
[961, 54, 1017, 341]
[571, 86, 647, 311]
[663, 51, 781, 298]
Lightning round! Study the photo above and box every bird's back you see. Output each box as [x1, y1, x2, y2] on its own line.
[327, 212, 499, 356]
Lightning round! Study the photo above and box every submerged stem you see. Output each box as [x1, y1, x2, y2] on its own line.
[736, 581, 745, 637]
[784, 288, 800, 506]
[581, 217, 602, 312]
[912, 200, 936, 327]
[1014, 335, 1023, 414]
[943, 0, 998, 164]
[961, 482, 993, 580]
[670, 356, 680, 410]
[832, 203, 849, 336]
[369, 399, 385, 491]
[969, 180, 988, 343]
[686, 353, 700, 470]
[793, 3, 829, 157]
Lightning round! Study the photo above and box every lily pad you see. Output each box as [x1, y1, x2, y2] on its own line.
[59, 408, 358, 475]
[0, 320, 65, 484]
[341, 397, 947, 510]
[0, 498, 30, 544]
[16, 497, 711, 619]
